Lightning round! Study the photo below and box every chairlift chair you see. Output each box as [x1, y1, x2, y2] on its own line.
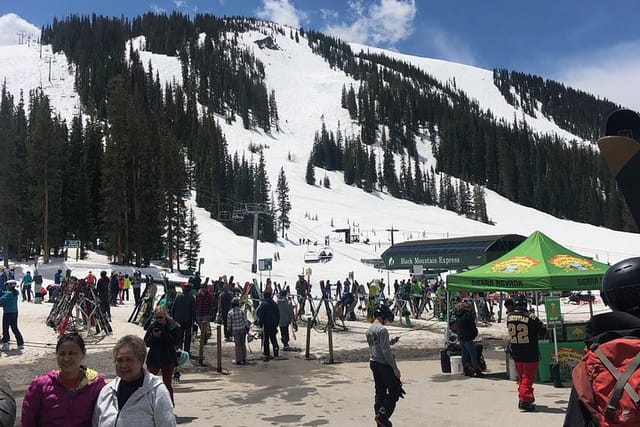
[232, 210, 245, 221]
[218, 211, 232, 221]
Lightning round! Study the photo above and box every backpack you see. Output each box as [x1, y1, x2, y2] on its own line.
[572, 337, 640, 426]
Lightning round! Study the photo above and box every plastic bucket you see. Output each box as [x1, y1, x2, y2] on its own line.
[450, 355, 463, 374]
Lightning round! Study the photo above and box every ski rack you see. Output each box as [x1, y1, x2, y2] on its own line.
[46, 278, 112, 337]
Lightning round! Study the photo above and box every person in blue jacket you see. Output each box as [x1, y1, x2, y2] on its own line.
[20, 271, 33, 302]
[0, 280, 24, 351]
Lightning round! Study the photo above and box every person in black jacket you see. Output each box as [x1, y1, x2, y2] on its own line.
[96, 271, 111, 320]
[219, 283, 234, 341]
[109, 272, 119, 306]
[0, 377, 16, 427]
[455, 301, 483, 377]
[171, 283, 196, 355]
[144, 307, 183, 405]
[564, 257, 640, 426]
[257, 291, 280, 361]
[507, 295, 547, 412]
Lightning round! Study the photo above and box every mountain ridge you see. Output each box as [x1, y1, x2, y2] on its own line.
[0, 12, 637, 284]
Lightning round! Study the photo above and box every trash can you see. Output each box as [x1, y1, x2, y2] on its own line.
[450, 355, 463, 375]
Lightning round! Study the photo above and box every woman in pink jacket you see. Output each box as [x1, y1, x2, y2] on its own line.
[21, 334, 105, 426]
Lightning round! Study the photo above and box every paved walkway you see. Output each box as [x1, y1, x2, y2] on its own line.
[11, 351, 571, 426]
[167, 352, 570, 426]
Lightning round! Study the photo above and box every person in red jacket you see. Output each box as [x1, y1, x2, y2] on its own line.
[21, 334, 106, 426]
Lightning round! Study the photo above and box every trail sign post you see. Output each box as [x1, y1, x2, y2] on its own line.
[258, 258, 272, 271]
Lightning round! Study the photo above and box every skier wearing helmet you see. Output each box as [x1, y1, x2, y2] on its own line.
[506, 294, 547, 412]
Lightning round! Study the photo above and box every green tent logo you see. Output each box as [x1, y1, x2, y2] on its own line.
[549, 255, 594, 271]
[491, 256, 540, 273]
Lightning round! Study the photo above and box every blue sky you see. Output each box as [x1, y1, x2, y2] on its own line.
[1, 0, 639, 110]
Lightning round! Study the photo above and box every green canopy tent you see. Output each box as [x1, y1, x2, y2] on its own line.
[446, 231, 610, 383]
[447, 231, 609, 292]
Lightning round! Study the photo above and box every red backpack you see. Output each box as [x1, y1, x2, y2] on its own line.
[572, 337, 640, 426]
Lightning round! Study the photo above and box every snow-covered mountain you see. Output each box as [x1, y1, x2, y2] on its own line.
[2, 13, 639, 286]
[0, 13, 39, 46]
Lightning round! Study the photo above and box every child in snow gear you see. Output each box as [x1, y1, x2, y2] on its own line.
[564, 257, 640, 426]
[507, 294, 547, 412]
[367, 303, 404, 427]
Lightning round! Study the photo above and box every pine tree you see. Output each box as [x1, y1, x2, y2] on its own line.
[26, 91, 64, 263]
[473, 184, 489, 223]
[62, 116, 91, 248]
[0, 85, 21, 263]
[305, 156, 315, 185]
[269, 89, 279, 131]
[382, 130, 399, 196]
[102, 75, 130, 263]
[276, 167, 291, 238]
[184, 207, 201, 272]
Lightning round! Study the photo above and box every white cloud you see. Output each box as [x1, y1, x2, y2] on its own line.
[323, 0, 416, 48]
[552, 40, 640, 113]
[421, 27, 476, 66]
[0, 13, 40, 46]
[149, 4, 167, 14]
[256, 0, 308, 29]
[319, 8, 339, 22]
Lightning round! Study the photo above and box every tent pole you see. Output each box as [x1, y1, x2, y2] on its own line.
[535, 292, 539, 318]
[552, 327, 559, 368]
[588, 291, 594, 318]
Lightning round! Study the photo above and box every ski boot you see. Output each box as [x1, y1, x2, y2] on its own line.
[518, 401, 536, 412]
[375, 412, 393, 427]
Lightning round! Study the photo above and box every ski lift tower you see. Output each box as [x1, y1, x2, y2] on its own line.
[245, 203, 270, 273]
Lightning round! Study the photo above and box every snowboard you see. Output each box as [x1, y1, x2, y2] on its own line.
[598, 109, 640, 227]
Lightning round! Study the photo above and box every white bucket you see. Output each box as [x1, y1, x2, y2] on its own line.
[450, 355, 463, 375]
[506, 353, 518, 381]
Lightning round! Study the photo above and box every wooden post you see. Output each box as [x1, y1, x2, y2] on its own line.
[216, 324, 222, 373]
[327, 322, 334, 364]
[198, 321, 206, 365]
[305, 319, 312, 360]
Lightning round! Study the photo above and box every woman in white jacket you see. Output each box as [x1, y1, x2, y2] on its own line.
[93, 335, 175, 427]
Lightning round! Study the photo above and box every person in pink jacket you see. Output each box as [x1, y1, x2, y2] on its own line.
[21, 334, 105, 426]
